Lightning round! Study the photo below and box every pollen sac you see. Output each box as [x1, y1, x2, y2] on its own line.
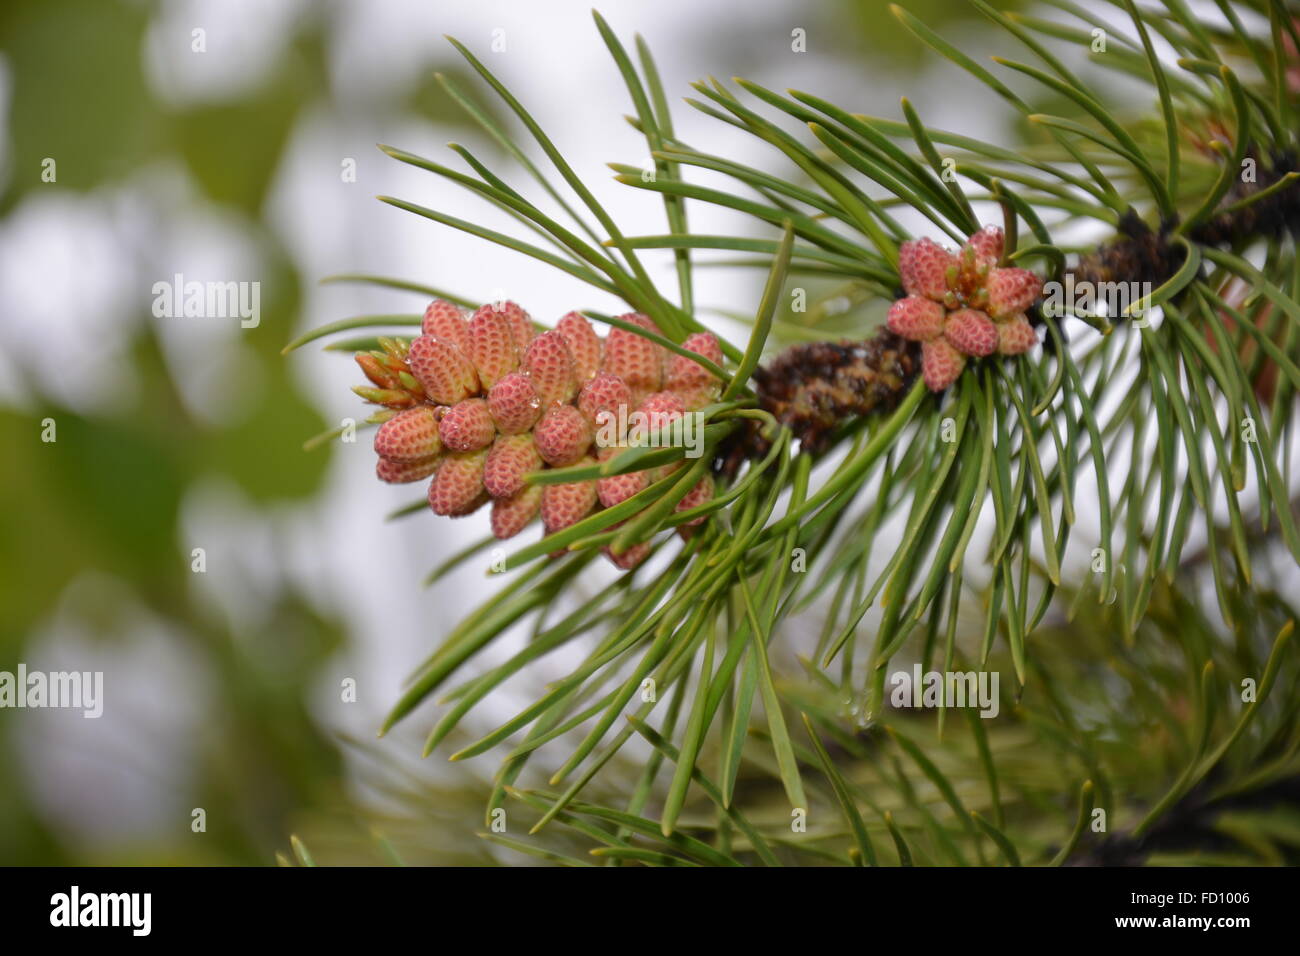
[556, 311, 602, 382]
[603, 540, 651, 570]
[595, 447, 649, 508]
[965, 224, 1005, 267]
[887, 295, 945, 342]
[996, 315, 1038, 355]
[898, 237, 955, 301]
[491, 485, 542, 540]
[665, 332, 723, 408]
[985, 268, 1043, 319]
[376, 456, 439, 484]
[534, 403, 593, 467]
[407, 334, 480, 405]
[374, 405, 443, 462]
[675, 474, 714, 528]
[603, 313, 664, 395]
[422, 299, 470, 351]
[523, 330, 579, 407]
[483, 433, 543, 499]
[438, 397, 497, 452]
[466, 305, 521, 388]
[921, 338, 967, 392]
[487, 372, 543, 435]
[540, 466, 598, 533]
[428, 450, 488, 516]
[494, 300, 536, 353]
[943, 308, 998, 358]
[578, 372, 633, 435]
[636, 391, 686, 435]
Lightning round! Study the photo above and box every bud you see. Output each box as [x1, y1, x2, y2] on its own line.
[407, 335, 480, 405]
[439, 398, 497, 452]
[996, 315, 1038, 355]
[533, 404, 593, 467]
[965, 224, 1004, 265]
[985, 268, 1042, 319]
[494, 300, 535, 353]
[540, 466, 598, 533]
[887, 295, 945, 342]
[556, 311, 602, 381]
[898, 237, 955, 301]
[422, 299, 470, 351]
[491, 485, 542, 539]
[467, 305, 521, 387]
[603, 540, 651, 570]
[429, 449, 488, 516]
[596, 447, 649, 507]
[603, 313, 664, 394]
[921, 338, 966, 392]
[675, 474, 714, 527]
[376, 455, 439, 484]
[375, 405, 443, 462]
[665, 332, 723, 407]
[487, 372, 543, 435]
[523, 330, 579, 407]
[943, 308, 998, 358]
[484, 433, 543, 498]
[577, 372, 633, 432]
[637, 391, 685, 434]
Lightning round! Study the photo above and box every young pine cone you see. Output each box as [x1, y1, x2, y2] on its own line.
[356, 301, 722, 569]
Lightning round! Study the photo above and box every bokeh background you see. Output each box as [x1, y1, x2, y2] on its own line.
[0, 0, 1045, 865]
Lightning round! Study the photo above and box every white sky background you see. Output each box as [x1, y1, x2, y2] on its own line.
[10, 0, 1282, 854]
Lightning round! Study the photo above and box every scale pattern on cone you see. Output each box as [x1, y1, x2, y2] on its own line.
[886, 226, 1042, 392]
[354, 299, 723, 568]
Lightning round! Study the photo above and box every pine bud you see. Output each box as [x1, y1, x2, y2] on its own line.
[603, 540, 651, 570]
[985, 268, 1042, 319]
[374, 405, 443, 462]
[407, 335, 480, 405]
[556, 311, 602, 381]
[429, 450, 488, 516]
[996, 315, 1038, 355]
[921, 338, 966, 392]
[533, 404, 593, 467]
[466, 305, 521, 388]
[540, 466, 598, 533]
[603, 313, 664, 394]
[494, 300, 535, 353]
[675, 474, 714, 527]
[965, 224, 1004, 266]
[523, 330, 579, 407]
[422, 299, 470, 350]
[898, 237, 955, 301]
[944, 308, 998, 358]
[487, 372, 543, 435]
[665, 332, 723, 407]
[577, 371, 633, 433]
[439, 397, 497, 452]
[887, 295, 945, 342]
[595, 447, 649, 507]
[483, 433, 543, 499]
[376, 455, 439, 484]
[491, 485, 542, 539]
[637, 391, 686, 434]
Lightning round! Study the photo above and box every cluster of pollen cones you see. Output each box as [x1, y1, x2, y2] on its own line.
[354, 300, 723, 569]
[887, 225, 1042, 391]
